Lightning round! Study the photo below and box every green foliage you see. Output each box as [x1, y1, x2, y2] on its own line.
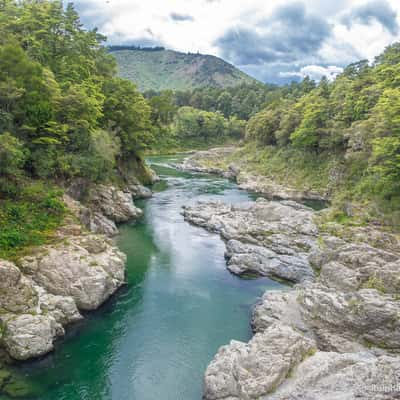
[246, 106, 280, 145]
[102, 78, 153, 155]
[148, 90, 177, 125]
[241, 42, 400, 224]
[0, 182, 65, 259]
[0, 132, 26, 177]
[0, 0, 152, 182]
[290, 94, 329, 150]
[172, 106, 245, 145]
[0, 0, 159, 258]
[169, 82, 284, 120]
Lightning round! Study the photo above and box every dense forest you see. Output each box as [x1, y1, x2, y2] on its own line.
[242, 47, 400, 225]
[0, 0, 155, 257]
[144, 79, 317, 150]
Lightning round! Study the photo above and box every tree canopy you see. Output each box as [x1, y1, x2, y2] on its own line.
[0, 0, 153, 182]
[245, 43, 400, 205]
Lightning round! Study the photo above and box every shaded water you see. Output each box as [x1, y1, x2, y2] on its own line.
[4, 155, 283, 400]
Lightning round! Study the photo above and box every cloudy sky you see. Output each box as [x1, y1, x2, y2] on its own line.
[73, 0, 400, 84]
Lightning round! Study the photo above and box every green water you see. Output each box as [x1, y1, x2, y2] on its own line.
[4, 155, 283, 400]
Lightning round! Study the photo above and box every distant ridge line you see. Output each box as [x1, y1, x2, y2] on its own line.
[108, 45, 166, 52]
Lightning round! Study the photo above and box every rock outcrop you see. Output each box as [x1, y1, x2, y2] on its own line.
[0, 192, 129, 360]
[0, 260, 82, 360]
[267, 351, 400, 400]
[129, 184, 153, 199]
[179, 147, 327, 201]
[87, 184, 143, 223]
[19, 234, 126, 310]
[183, 199, 317, 283]
[236, 173, 326, 202]
[65, 182, 147, 237]
[64, 194, 119, 237]
[184, 195, 400, 399]
[204, 324, 316, 400]
[178, 146, 238, 179]
[0, 175, 152, 361]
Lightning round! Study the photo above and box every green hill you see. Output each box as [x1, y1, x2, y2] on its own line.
[110, 47, 259, 91]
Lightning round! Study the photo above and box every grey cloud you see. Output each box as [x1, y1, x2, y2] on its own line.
[73, 1, 110, 30]
[342, 0, 399, 35]
[216, 29, 294, 65]
[241, 63, 304, 84]
[215, 2, 331, 66]
[107, 34, 164, 47]
[281, 65, 344, 82]
[170, 12, 194, 22]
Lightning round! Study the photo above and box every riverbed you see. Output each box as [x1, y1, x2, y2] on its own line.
[5, 155, 283, 400]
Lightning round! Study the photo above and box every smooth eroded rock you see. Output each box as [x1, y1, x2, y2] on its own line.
[204, 324, 316, 400]
[2, 314, 60, 361]
[183, 199, 317, 283]
[0, 259, 82, 360]
[20, 234, 126, 310]
[88, 184, 142, 223]
[267, 351, 400, 400]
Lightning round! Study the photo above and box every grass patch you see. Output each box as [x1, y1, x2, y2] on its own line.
[0, 180, 66, 260]
[231, 142, 338, 193]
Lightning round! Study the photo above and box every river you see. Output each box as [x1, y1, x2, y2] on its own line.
[4, 155, 283, 400]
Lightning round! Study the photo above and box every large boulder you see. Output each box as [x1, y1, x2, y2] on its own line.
[315, 243, 400, 294]
[183, 199, 317, 283]
[204, 324, 316, 400]
[20, 234, 126, 310]
[1, 315, 60, 361]
[129, 184, 153, 199]
[225, 240, 314, 282]
[252, 289, 311, 336]
[299, 284, 400, 352]
[0, 260, 37, 314]
[0, 260, 81, 361]
[88, 184, 142, 223]
[64, 194, 119, 237]
[267, 351, 400, 400]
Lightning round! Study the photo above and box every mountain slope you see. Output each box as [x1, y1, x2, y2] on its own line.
[110, 48, 259, 91]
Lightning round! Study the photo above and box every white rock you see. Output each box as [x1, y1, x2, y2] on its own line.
[20, 234, 126, 310]
[204, 324, 316, 400]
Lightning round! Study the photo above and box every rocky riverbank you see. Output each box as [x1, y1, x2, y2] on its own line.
[0, 181, 153, 362]
[181, 149, 400, 400]
[184, 199, 400, 399]
[179, 147, 327, 202]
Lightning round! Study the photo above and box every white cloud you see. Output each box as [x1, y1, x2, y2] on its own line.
[73, 0, 400, 83]
[280, 65, 344, 81]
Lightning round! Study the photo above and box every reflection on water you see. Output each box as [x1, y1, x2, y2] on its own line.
[4, 155, 283, 400]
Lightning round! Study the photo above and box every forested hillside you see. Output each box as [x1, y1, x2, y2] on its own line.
[241, 46, 400, 226]
[111, 47, 258, 91]
[0, 0, 154, 257]
[144, 78, 318, 152]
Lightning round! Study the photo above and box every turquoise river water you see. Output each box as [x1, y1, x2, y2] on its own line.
[3, 155, 284, 400]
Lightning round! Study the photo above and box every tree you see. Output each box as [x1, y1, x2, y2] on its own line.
[246, 106, 280, 145]
[102, 78, 153, 156]
[290, 94, 329, 150]
[149, 90, 177, 125]
[0, 132, 26, 177]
